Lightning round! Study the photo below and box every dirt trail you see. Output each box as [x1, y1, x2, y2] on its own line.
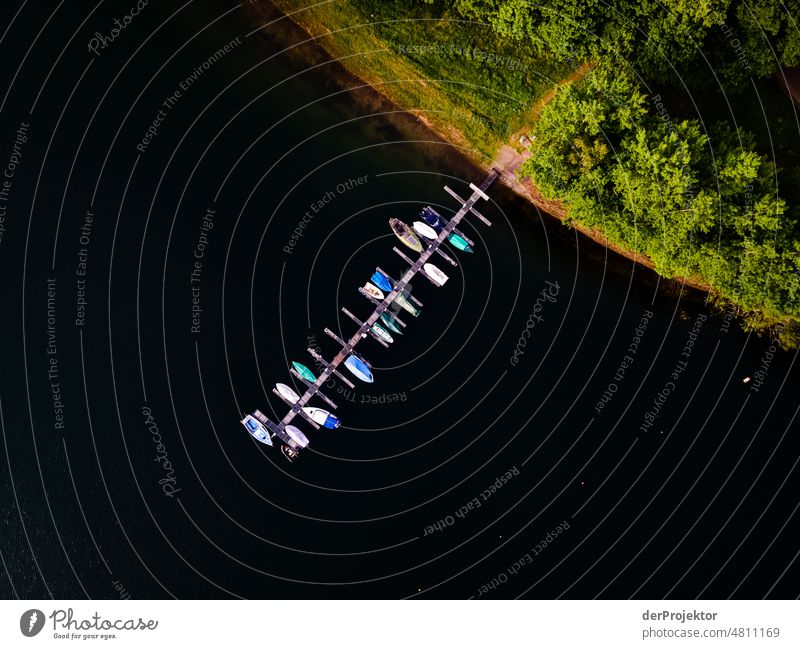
[494, 61, 594, 201]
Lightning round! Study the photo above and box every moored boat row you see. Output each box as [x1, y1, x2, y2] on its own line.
[241, 171, 498, 461]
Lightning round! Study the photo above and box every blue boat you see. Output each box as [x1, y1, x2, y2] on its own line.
[370, 270, 393, 293]
[344, 355, 374, 383]
[421, 206, 447, 232]
[303, 407, 341, 429]
[241, 415, 273, 446]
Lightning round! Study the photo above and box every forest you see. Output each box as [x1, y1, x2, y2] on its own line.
[447, 0, 800, 343]
[273, 0, 800, 345]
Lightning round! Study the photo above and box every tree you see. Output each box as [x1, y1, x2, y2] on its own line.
[735, 0, 800, 76]
[519, 65, 800, 317]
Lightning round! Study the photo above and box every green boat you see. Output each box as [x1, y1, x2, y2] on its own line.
[393, 292, 420, 317]
[380, 312, 403, 335]
[292, 361, 316, 383]
[448, 232, 474, 252]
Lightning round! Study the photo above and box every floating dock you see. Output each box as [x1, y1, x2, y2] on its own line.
[246, 168, 500, 461]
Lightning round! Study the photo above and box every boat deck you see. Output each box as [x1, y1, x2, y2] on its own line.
[255, 169, 500, 452]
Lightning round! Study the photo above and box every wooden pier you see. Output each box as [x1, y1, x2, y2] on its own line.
[253, 168, 500, 459]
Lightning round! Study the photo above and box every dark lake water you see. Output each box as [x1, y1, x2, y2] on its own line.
[0, 0, 798, 599]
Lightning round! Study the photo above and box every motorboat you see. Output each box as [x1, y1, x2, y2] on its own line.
[344, 355, 374, 382]
[448, 232, 474, 252]
[423, 263, 449, 286]
[393, 292, 420, 317]
[281, 425, 309, 461]
[363, 282, 384, 300]
[389, 218, 423, 253]
[412, 221, 438, 240]
[292, 361, 316, 382]
[370, 270, 393, 293]
[302, 407, 341, 429]
[380, 312, 403, 334]
[275, 383, 300, 404]
[285, 425, 310, 448]
[371, 322, 394, 344]
[351, 351, 372, 368]
[241, 414, 273, 446]
[421, 206, 447, 232]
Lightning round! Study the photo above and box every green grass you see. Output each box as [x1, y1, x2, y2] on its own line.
[272, 0, 575, 158]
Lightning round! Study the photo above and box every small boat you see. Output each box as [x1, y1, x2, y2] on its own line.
[380, 312, 403, 334]
[412, 221, 438, 240]
[353, 350, 373, 367]
[302, 407, 341, 429]
[423, 263, 449, 286]
[241, 414, 273, 446]
[389, 218, 423, 253]
[292, 361, 316, 383]
[371, 322, 394, 344]
[275, 383, 300, 404]
[344, 355, 374, 383]
[363, 282, 384, 300]
[393, 292, 420, 317]
[285, 425, 309, 448]
[370, 270, 393, 293]
[448, 232, 474, 252]
[421, 206, 447, 232]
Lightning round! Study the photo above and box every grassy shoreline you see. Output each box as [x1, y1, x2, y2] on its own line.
[249, 0, 799, 347]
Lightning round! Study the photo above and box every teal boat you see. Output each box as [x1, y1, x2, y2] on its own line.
[380, 312, 403, 335]
[393, 292, 420, 317]
[292, 361, 316, 383]
[448, 232, 473, 252]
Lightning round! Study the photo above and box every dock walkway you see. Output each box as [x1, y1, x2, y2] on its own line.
[256, 169, 500, 458]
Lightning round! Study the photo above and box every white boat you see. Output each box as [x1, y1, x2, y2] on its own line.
[363, 282, 384, 300]
[302, 407, 341, 429]
[371, 323, 394, 344]
[412, 221, 438, 240]
[285, 425, 309, 448]
[275, 383, 300, 404]
[240, 414, 273, 446]
[423, 263, 449, 286]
